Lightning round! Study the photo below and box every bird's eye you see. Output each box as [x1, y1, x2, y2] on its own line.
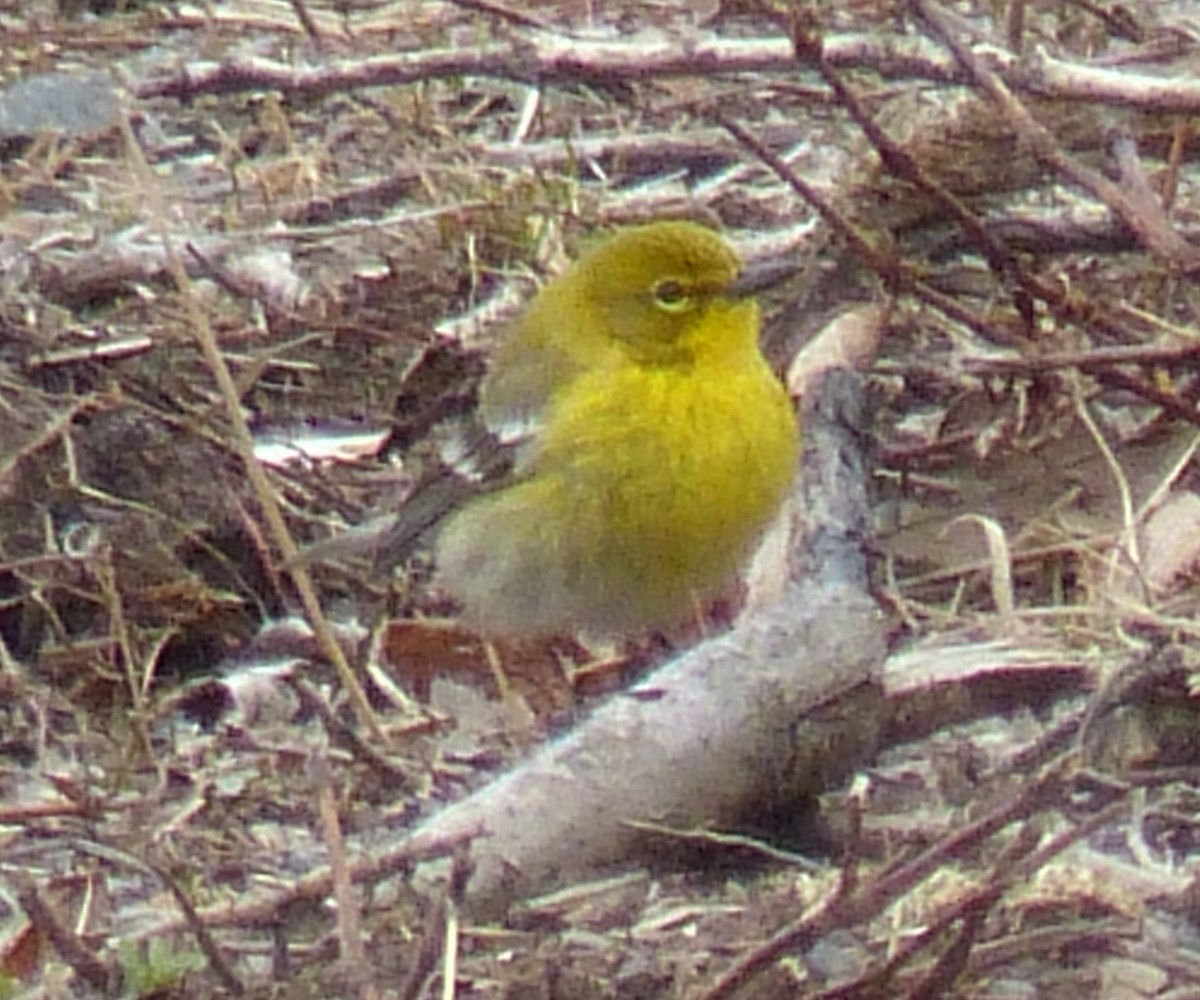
[652, 279, 691, 312]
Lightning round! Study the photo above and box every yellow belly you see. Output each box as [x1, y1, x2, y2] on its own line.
[436, 356, 798, 638]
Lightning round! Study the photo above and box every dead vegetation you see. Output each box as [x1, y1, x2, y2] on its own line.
[3, 0, 1200, 998]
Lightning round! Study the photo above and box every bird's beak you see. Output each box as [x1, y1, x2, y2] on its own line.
[727, 258, 797, 298]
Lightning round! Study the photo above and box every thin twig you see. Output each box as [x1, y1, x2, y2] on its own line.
[913, 0, 1200, 272]
[116, 112, 387, 744]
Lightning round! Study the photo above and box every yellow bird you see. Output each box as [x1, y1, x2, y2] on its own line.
[434, 221, 799, 640]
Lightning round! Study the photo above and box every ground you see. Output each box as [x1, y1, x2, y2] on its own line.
[2, 1, 1200, 998]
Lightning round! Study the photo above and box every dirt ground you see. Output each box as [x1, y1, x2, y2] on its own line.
[3, 1, 1200, 998]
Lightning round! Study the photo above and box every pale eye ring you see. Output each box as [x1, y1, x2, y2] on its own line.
[652, 278, 691, 312]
